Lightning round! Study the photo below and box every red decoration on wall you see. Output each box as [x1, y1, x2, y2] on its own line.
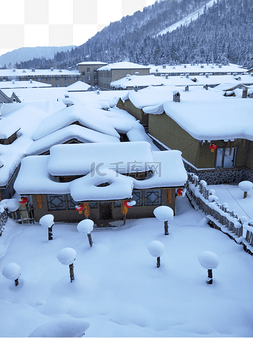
[19, 196, 28, 206]
[75, 204, 84, 214]
[177, 189, 183, 196]
[124, 201, 132, 209]
[209, 144, 217, 152]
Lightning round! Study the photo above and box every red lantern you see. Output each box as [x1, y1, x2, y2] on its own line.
[75, 204, 84, 214]
[209, 144, 217, 152]
[177, 189, 183, 197]
[19, 196, 28, 206]
[124, 201, 132, 209]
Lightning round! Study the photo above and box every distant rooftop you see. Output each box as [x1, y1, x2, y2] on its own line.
[0, 68, 80, 77]
[98, 62, 151, 71]
[149, 63, 248, 75]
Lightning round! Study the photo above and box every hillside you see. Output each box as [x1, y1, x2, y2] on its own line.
[0, 46, 75, 69]
[12, 0, 253, 69]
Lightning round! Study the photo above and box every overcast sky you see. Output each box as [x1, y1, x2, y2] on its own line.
[0, 0, 158, 57]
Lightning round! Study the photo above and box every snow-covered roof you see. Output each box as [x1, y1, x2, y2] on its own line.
[47, 142, 154, 176]
[0, 118, 20, 138]
[14, 142, 187, 201]
[112, 74, 253, 89]
[98, 62, 150, 71]
[32, 103, 121, 140]
[77, 61, 107, 66]
[26, 124, 119, 155]
[0, 80, 52, 89]
[66, 81, 91, 91]
[0, 68, 80, 77]
[163, 98, 253, 141]
[111, 75, 165, 89]
[149, 63, 248, 75]
[124, 85, 253, 141]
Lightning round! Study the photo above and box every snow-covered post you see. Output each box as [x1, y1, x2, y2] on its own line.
[147, 241, 164, 268]
[238, 181, 253, 199]
[57, 248, 76, 283]
[198, 251, 219, 285]
[39, 214, 54, 240]
[2, 263, 21, 286]
[77, 219, 94, 247]
[153, 206, 173, 235]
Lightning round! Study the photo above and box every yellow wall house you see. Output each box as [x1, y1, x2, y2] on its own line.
[117, 85, 253, 185]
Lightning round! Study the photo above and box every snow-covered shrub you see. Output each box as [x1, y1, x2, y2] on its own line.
[77, 219, 94, 247]
[57, 247, 76, 283]
[39, 214, 54, 240]
[147, 240, 164, 268]
[2, 263, 21, 286]
[238, 181, 253, 198]
[198, 251, 219, 284]
[153, 206, 173, 235]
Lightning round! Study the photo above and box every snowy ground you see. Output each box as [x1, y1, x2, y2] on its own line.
[208, 184, 253, 220]
[0, 196, 253, 337]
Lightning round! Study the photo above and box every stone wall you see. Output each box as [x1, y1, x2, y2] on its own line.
[184, 162, 253, 185]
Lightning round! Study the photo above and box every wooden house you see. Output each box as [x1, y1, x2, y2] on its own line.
[14, 142, 187, 225]
[117, 86, 253, 184]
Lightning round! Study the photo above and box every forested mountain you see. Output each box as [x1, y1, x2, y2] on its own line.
[14, 0, 253, 69]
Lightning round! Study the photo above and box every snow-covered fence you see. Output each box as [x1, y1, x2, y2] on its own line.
[0, 207, 8, 235]
[186, 173, 253, 255]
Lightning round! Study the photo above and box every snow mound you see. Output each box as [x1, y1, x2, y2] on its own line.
[28, 318, 89, 337]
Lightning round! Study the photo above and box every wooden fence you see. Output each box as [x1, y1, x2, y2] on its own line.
[186, 173, 253, 255]
[0, 204, 35, 235]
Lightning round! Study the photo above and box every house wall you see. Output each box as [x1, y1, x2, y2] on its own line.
[78, 63, 106, 86]
[148, 113, 253, 172]
[31, 188, 176, 225]
[121, 99, 148, 126]
[98, 68, 150, 90]
[148, 113, 201, 167]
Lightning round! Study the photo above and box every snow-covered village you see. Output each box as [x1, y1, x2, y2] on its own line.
[1, 0, 253, 337]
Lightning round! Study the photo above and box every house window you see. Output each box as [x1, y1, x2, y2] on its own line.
[216, 147, 237, 168]
[144, 189, 161, 206]
[114, 200, 122, 208]
[87, 68, 90, 73]
[132, 190, 143, 206]
[89, 202, 98, 209]
[87, 75, 91, 80]
[67, 195, 77, 210]
[47, 194, 66, 210]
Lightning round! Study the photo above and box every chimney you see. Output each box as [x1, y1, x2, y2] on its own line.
[203, 84, 208, 90]
[173, 91, 180, 102]
[185, 85, 189, 92]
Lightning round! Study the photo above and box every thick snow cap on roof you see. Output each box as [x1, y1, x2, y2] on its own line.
[0, 118, 20, 139]
[26, 124, 119, 155]
[47, 142, 154, 176]
[163, 98, 253, 141]
[32, 103, 121, 141]
[14, 142, 187, 201]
